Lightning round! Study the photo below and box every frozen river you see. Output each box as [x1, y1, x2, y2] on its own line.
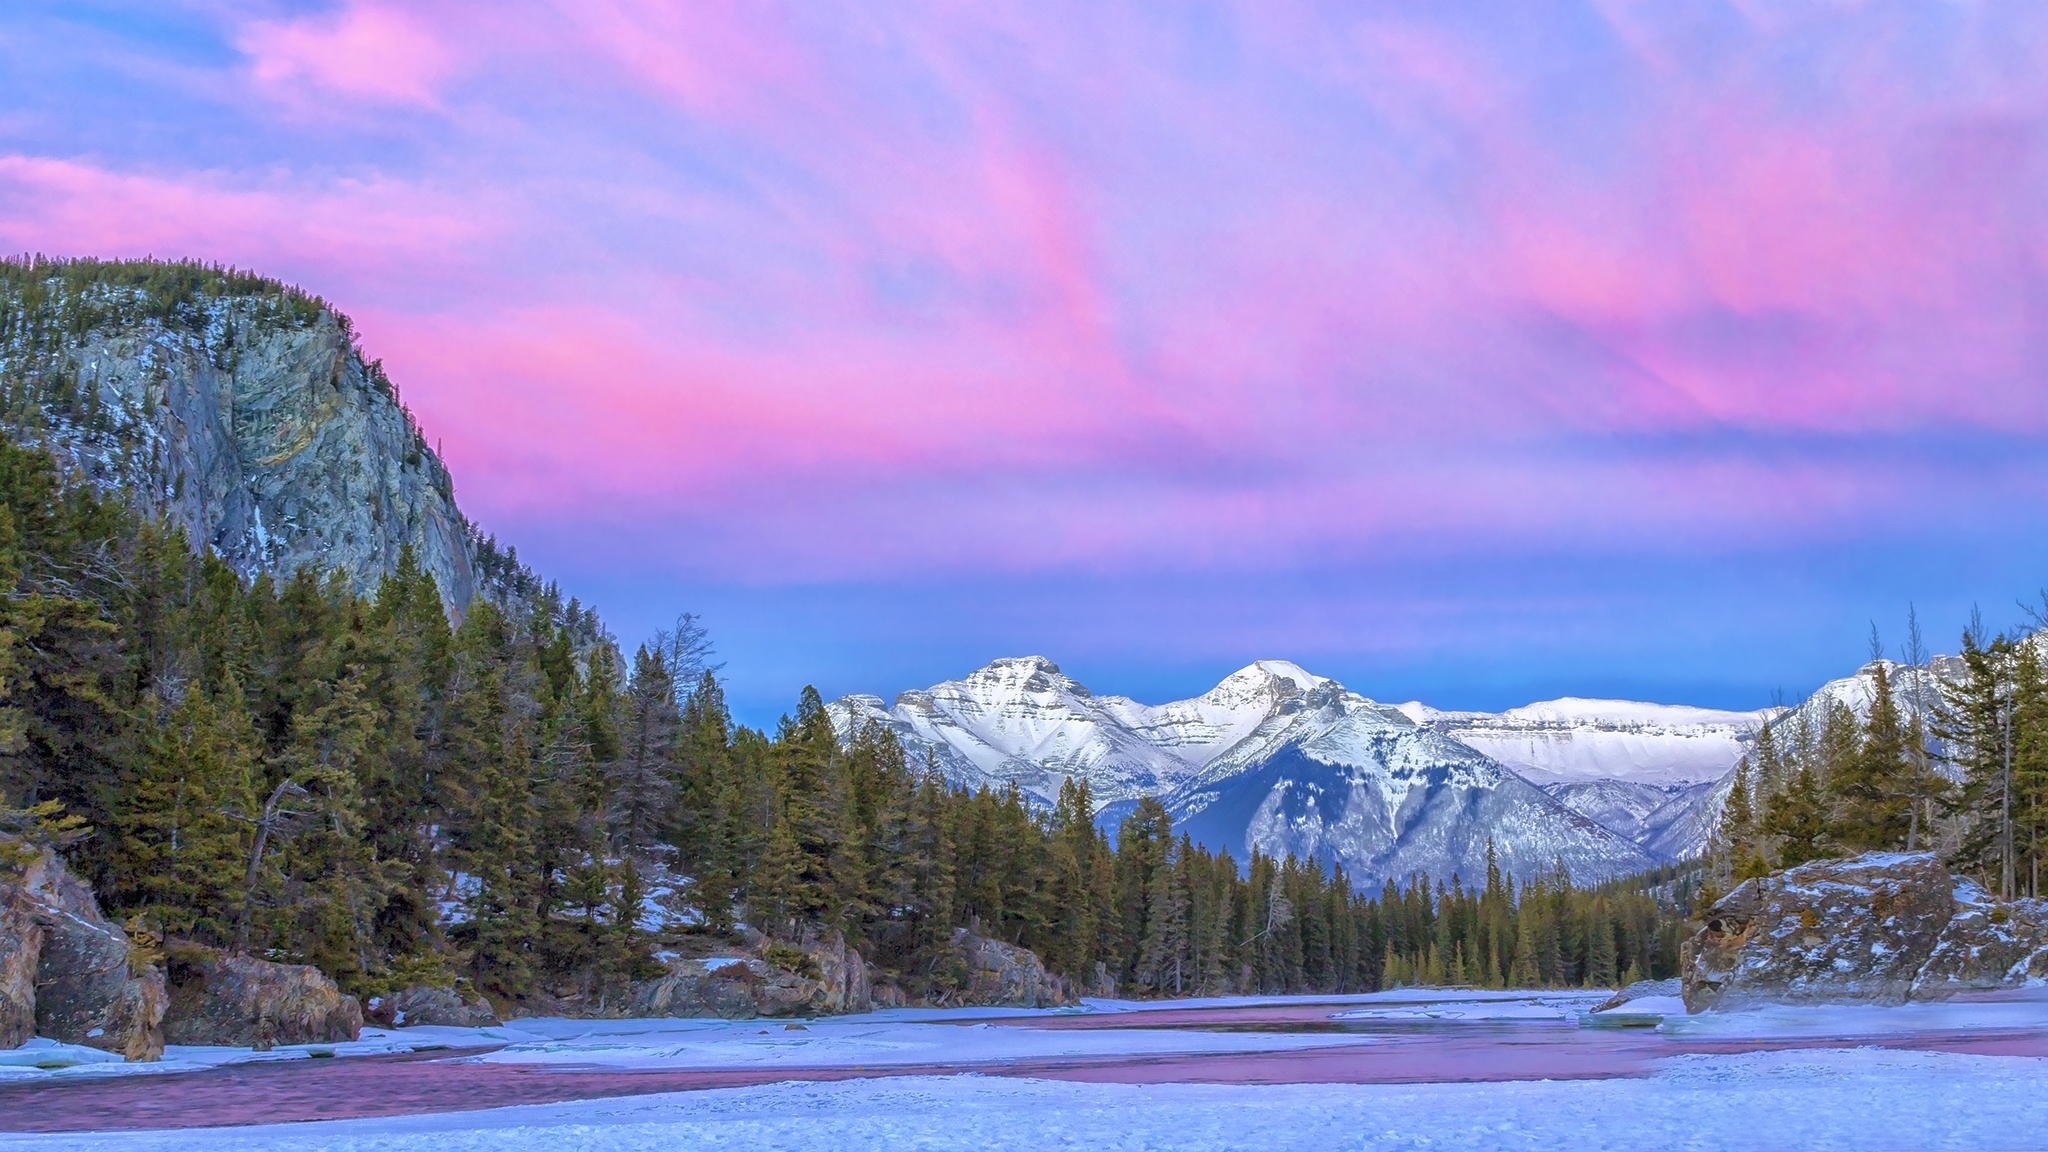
[6, 989, 2048, 1149]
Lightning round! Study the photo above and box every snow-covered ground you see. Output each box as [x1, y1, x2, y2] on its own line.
[21, 1047, 2048, 1151]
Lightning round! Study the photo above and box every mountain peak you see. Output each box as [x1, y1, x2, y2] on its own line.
[1243, 659, 1330, 688]
[1206, 659, 1333, 700]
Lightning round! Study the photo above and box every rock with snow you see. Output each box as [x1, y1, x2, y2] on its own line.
[1682, 852, 2048, 1012]
[631, 931, 873, 1019]
[366, 984, 499, 1029]
[1592, 976, 1681, 1014]
[1912, 884, 2048, 998]
[1412, 698, 1771, 788]
[164, 944, 363, 1048]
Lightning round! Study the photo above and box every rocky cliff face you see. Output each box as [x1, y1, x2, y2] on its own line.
[0, 261, 478, 612]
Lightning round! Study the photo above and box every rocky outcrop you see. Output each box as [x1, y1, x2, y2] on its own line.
[0, 843, 168, 1060]
[1682, 852, 2048, 1012]
[165, 946, 362, 1048]
[630, 931, 873, 1020]
[366, 985, 499, 1029]
[947, 930, 1073, 1008]
[1, 267, 478, 614]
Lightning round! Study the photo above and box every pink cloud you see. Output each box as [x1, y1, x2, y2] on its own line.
[237, 2, 457, 108]
[10, 0, 2048, 594]
[0, 156, 500, 283]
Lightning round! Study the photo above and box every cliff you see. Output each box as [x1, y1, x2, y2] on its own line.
[0, 257, 479, 612]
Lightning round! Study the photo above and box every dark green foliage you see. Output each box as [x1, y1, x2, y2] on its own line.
[0, 426, 1689, 1004]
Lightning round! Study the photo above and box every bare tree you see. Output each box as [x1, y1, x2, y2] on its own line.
[1900, 605, 1935, 852]
[650, 613, 721, 705]
[227, 778, 321, 953]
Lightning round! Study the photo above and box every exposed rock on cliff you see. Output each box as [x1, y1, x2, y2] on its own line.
[164, 944, 363, 1048]
[0, 891, 42, 1049]
[1682, 852, 2048, 1011]
[1, 266, 481, 613]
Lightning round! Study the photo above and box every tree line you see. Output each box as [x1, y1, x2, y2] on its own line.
[1712, 610, 2048, 902]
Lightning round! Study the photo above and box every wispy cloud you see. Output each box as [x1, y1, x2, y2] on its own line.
[5, 0, 2048, 714]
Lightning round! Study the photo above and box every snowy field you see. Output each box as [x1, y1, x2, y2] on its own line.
[14, 1047, 2048, 1151]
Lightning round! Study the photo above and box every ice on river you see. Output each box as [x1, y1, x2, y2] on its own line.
[19, 1046, 2048, 1152]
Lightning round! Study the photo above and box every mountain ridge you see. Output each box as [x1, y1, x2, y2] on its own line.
[829, 655, 1722, 886]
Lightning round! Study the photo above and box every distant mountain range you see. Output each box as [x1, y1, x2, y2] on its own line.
[828, 657, 1777, 888]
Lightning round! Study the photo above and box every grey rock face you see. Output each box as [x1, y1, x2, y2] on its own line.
[164, 945, 363, 1048]
[2, 279, 478, 612]
[1681, 852, 2048, 1012]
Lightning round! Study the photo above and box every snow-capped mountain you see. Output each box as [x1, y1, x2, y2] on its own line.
[1401, 698, 1770, 786]
[1393, 697, 1771, 861]
[826, 657, 1322, 809]
[829, 659, 1658, 888]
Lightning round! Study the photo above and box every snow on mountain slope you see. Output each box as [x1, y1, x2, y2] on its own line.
[826, 657, 1324, 809]
[1537, 779, 1700, 842]
[830, 660, 1655, 887]
[1164, 685, 1657, 887]
[1410, 698, 1771, 787]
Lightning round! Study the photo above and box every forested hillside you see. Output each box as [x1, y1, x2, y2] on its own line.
[0, 258, 1689, 1010]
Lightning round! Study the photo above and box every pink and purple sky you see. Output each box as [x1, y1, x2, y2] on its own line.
[6, 1, 2048, 722]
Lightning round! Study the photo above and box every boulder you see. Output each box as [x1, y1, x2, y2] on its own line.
[17, 846, 166, 1060]
[801, 929, 871, 1015]
[1681, 852, 2048, 1012]
[948, 930, 1073, 1008]
[630, 932, 873, 1020]
[1592, 977, 1680, 1015]
[626, 951, 786, 1012]
[0, 891, 44, 1049]
[366, 985, 499, 1029]
[165, 946, 362, 1048]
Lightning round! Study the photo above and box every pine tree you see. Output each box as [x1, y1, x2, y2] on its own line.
[607, 646, 679, 852]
